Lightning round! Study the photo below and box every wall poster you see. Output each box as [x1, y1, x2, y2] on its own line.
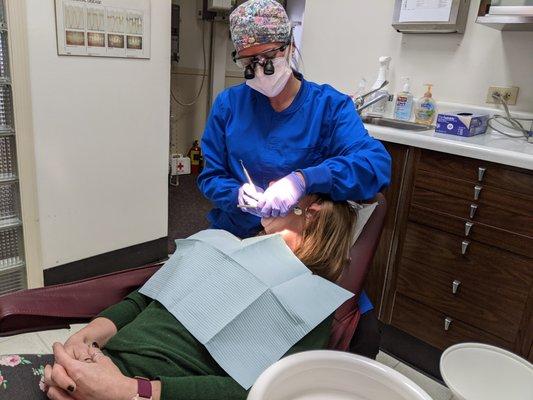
[55, 0, 151, 59]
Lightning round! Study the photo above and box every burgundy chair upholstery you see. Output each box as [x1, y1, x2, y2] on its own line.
[327, 193, 386, 350]
[0, 263, 163, 337]
[0, 193, 386, 350]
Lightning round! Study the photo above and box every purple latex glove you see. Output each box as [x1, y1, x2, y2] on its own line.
[238, 183, 265, 217]
[257, 172, 306, 218]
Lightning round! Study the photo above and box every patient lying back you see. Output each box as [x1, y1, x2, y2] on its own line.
[42, 195, 356, 400]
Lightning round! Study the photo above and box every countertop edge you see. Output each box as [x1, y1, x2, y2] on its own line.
[367, 126, 533, 171]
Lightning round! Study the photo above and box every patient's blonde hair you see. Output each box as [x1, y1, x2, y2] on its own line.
[294, 197, 357, 282]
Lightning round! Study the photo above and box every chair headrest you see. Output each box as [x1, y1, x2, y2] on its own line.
[348, 201, 378, 247]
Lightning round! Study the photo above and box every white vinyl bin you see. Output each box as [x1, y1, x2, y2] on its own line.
[247, 350, 433, 400]
[440, 343, 533, 400]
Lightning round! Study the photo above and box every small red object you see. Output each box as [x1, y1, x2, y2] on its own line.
[134, 376, 152, 399]
[187, 140, 202, 174]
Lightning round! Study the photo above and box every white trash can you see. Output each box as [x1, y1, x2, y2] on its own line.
[440, 343, 533, 400]
[247, 350, 433, 400]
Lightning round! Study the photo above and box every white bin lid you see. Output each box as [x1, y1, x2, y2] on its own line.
[440, 343, 533, 400]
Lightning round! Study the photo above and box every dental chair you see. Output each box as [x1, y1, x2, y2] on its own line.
[0, 194, 386, 353]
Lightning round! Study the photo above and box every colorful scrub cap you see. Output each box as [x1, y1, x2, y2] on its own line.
[230, 0, 291, 53]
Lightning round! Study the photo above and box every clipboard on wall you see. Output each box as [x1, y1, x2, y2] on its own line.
[392, 0, 471, 33]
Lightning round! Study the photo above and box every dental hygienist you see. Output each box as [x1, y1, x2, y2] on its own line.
[198, 0, 391, 332]
[198, 0, 391, 320]
[199, 0, 391, 234]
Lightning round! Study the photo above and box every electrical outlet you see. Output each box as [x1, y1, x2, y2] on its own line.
[486, 86, 519, 105]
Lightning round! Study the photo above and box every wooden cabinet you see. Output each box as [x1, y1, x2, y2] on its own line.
[398, 223, 531, 344]
[365, 142, 413, 312]
[366, 145, 533, 363]
[391, 294, 510, 351]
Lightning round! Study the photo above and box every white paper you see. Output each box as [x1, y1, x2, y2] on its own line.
[489, 6, 533, 15]
[139, 230, 353, 389]
[399, 0, 453, 22]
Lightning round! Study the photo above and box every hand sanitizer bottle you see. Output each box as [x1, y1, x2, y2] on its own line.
[368, 56, 392, 116]
[414, 84, 437, 125]
[394, 77, 414, 121]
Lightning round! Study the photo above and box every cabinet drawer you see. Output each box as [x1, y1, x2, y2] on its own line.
[412, 181, 533, 238]
[397, 223, 532, 342]
[418, 150, 533, 197]
[409, 204, 533, 258]
[391, 293, 512, 351]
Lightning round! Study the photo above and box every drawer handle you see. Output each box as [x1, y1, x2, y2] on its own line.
[465, 221, 474, 236]
[461, 240, 470, 255]
[474, 185, 483, 201]
[478, 167, 486, 182]
[444, 317, 453, 331]
[469, 204, 478, 219]
[452, 280, 461, 294]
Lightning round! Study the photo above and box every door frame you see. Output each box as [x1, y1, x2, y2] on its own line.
[6, 0, 44, 288]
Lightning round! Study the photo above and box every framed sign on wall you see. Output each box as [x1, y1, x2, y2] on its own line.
[392, 0, 471, 33]
[54, 0, 151, 59]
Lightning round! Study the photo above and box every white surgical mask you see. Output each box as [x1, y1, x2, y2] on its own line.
[246, 57, 292, 98]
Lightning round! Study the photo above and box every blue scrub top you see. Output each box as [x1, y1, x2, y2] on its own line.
[198, 73, 391, 314]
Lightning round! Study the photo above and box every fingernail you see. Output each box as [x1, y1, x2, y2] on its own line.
[67, 385, 75, 392]
[92, 342, 100, 348]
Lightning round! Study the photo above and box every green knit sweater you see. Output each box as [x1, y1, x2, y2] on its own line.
[98, 290, 332, 400]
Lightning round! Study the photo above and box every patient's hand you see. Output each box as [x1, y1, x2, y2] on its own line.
[63, 317, 118, 363]
[45, 343, 137, 400]
[64, 332, 92, 363]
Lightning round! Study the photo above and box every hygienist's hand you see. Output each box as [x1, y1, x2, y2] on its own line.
[258, 172, 306, 217]
[238, 183, 265, 217]
[45, 342, 138, 400]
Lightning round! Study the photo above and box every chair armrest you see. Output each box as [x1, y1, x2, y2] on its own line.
[0, 262, 163, 337]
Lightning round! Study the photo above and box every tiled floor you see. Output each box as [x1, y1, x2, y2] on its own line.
[0, 328, 452, 400]
[0, 324, 87, 355]
[377, 351, 453, 400]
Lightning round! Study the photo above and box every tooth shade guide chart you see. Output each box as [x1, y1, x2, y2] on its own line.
[87, 32, 105, 47]
[55, 0, 150, 59]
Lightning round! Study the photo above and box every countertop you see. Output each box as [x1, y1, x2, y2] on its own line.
[364, 102, 533, 171]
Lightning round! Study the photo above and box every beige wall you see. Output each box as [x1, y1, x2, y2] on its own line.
[301, 0, 533, 112]
[170, 1, 243, 155]
[25, 0, 171, 269]
[170, 0, 211, 156]
[170, 65, 210, 156]
[170, 63, 243, 156]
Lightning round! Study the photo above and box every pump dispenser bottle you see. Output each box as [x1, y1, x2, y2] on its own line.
[414, 84, 437, 125]
[394, 77, 414, 121]
[368, 56, 392, 116]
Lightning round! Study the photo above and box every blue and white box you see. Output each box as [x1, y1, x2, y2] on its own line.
[435, 112, 489, 137]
